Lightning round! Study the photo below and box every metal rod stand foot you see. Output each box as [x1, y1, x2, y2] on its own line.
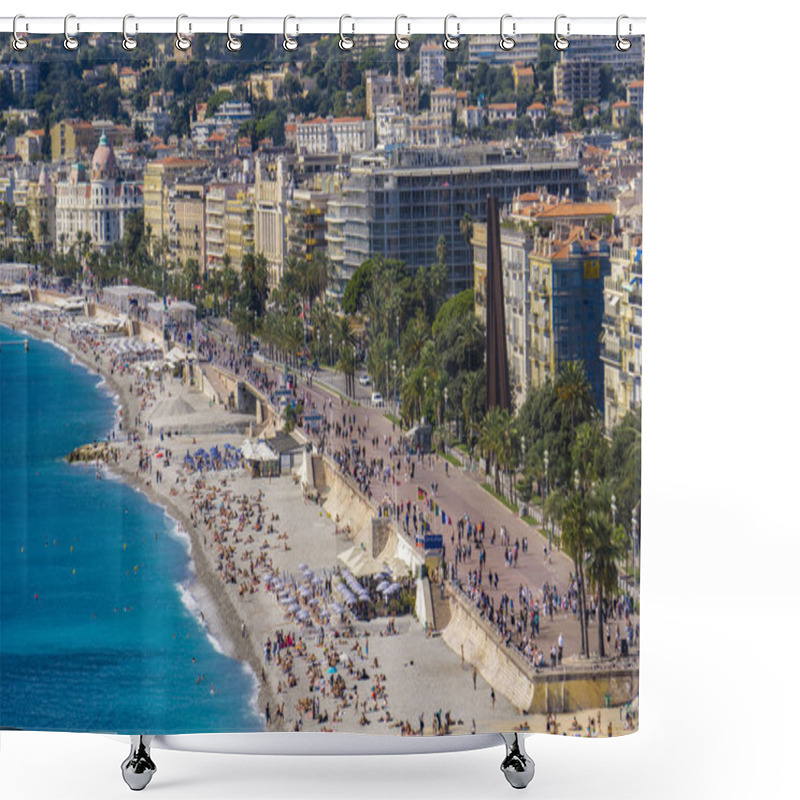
[500, 732, 535, 789]
[121, 735, 156, 791]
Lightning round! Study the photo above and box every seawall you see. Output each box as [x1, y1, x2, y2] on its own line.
[442, 588, 638, 714]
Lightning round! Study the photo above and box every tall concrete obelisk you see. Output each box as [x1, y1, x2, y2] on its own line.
[485, 196, 511, 411]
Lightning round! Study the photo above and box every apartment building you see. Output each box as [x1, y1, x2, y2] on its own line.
[253, 156, 290, 288]
[601, 232, 642, 431]
[337, 147, 586, 297]
[474, 223, 611, 411]
[420, 43, 446, 88]
[554, 59, 601, 103]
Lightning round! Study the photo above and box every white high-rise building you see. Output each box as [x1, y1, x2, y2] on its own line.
[420, 43, 446, 88]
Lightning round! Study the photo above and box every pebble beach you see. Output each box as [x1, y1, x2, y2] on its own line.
[1, 301, 545, 737]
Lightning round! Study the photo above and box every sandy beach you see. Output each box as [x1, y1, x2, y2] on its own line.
[1, 300, 542, 737]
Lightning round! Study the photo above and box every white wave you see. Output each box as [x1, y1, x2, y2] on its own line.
[164, 513, 193, 563]
[176, 581, 226, 656]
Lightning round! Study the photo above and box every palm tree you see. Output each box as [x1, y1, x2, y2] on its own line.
[560, 488, 591, 657]
[309, 250, 335, 306]
[220, 264, 239, 318]
[555, 360, 595, 432]
[401, 367, 427, 425]
[401, 315, 430, 367]
[460, 213, 473, 248]
[479, 406, 511, 495]
[334, 316, 356, 396]
[586, 502, 626, 658]
[336, 345, 357, 397]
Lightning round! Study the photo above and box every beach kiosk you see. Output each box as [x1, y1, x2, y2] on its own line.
[241, 439, 280, 477]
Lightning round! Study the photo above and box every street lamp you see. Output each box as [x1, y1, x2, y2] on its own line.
[443, 387, 448, 440]
[543, 448, 550, 553]
[329, 333, 333, 366]
[611, 494, 617, 528]
[631, 507, 638, 595]
[392, 359, 397, 413]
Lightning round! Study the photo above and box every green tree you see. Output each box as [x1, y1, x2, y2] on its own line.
[479, 406, 512, 494]
[560, 488, 591, 657]
[342, 258, 376, 315]
[556, 360, 595, 432]
[585, 486, 627, 658]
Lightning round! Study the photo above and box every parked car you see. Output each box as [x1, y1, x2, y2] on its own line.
[358, 374, 371, 386]
[371, 392, 384, 406]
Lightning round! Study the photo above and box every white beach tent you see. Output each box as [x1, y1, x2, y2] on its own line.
[337, 545, 385, 578]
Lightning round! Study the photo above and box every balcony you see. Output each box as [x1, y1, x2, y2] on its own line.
[600, 346, 622, 365]
[603, 314, 619, 328]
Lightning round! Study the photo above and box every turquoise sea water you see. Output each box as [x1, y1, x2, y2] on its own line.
[0, 324, 260, 733]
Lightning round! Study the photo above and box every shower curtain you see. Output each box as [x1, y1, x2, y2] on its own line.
[0, 25, 642, 739]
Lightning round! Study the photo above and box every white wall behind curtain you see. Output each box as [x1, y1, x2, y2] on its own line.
[2, 2, 797, 800]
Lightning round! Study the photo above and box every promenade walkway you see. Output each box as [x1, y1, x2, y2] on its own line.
[199, 334, 639, 669]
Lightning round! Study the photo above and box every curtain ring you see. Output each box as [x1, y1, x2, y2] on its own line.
[12, 15, 28, 51]
[554, 14, 570, 51]
[283, 16, 298, 51]
[394, 15, 410, 51]
[175, 14, 191, 51]
[443, 14, 459, 51]
[499, 14, 515, 51]
[63, 14, 79, 51]
[616, 15, 632, 52]
[339, 15, 354, 51]
[122, 15, 138, 51]
[227, 15, 242, 52]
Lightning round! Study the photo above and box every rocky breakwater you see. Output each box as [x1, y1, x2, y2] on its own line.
[66, 441, 116, 464]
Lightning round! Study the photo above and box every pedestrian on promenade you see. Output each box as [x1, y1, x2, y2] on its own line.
[491, 688, 495, 709]
[472, 666, 477, 690]
[265, 704, 271, 726]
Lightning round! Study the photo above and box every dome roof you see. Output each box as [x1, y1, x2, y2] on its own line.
[91, 131, 117, 181]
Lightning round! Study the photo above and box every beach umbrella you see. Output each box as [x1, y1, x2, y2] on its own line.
[376, 580, 390, 592]
[288, 603, 301, 613]
[327, 666, 337, 674]
[297, 610, 309, 620]
[298, 562, 309, 571]
[299, 586, 312, 598]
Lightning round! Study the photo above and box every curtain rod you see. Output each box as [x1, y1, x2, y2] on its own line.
[0, 15, 646, 38]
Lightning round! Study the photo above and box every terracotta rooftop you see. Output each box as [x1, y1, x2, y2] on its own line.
[536, 202, 614, 219]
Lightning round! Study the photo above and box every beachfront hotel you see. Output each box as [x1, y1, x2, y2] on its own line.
[54, 132, 142, 253]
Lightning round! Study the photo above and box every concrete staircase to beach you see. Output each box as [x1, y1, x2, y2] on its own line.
[311, 455, 328, 496]
[429, 577, 452, 631]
